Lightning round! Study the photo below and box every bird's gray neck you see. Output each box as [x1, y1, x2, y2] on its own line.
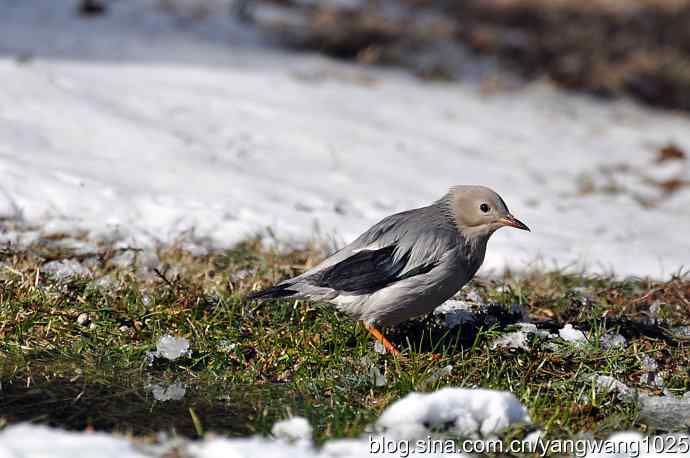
[434, 194, 491, 268]
[453, 230, 488, 284]
[434, 192, 456, 222]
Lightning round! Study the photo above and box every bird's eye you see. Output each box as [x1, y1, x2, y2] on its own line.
[480, 203, 490, 213]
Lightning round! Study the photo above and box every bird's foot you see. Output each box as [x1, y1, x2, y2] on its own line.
[365, 323, 401, 357]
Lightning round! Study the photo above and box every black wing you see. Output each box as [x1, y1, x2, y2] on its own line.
[308, 244, 438, 295]
[246, 283, 297, 301]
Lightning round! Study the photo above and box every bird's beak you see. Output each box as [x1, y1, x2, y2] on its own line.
[499, 214, 530, 231]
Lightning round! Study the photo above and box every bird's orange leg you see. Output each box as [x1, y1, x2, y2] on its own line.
[365, 323, 400, 356]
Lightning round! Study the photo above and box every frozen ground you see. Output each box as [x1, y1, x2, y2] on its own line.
[0, 0, 689, 278]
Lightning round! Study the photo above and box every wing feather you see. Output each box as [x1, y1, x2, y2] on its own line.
[308, 244, 438, 294]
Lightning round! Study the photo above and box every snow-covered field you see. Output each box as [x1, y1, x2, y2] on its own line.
[1, 0, 689, 279]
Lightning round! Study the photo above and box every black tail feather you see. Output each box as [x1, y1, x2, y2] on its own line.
[246, 283, 297, 301]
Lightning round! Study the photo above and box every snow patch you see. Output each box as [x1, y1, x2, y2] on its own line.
[0, 424, 148, 458]
[375, 387, 530, 439]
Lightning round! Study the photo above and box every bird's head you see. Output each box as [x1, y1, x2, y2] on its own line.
[445, 185, 530, 238]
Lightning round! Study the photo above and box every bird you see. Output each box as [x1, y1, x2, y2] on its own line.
[247, 185, 530, 356]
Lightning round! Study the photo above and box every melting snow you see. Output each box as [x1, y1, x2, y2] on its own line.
[2, 0, 690, 455]
[491, 331, 530, 351]
[0, 424, 148, 458]
[375, 387, 530, 439]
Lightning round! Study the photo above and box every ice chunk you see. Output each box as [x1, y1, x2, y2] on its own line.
[491, 331, 529, 351]
[146, 335, 191, 364]
[600, 333, 627, 350]
[218, 340, 237, 352]
[376, 387, 530, 439]
[491, 323, 556, 351]
[559, 324, 587, 343]
[648, 301, 663, 323]
[156, 335, 191, 360]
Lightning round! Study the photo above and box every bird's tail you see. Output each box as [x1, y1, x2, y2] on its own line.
[246, 283, 297, 301]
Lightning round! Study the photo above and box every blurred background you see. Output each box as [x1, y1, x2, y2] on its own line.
[1, 0, 689, 277]
[244, 0, 690, 111]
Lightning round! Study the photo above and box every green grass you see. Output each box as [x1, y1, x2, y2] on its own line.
[1, 237, 689, 447]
